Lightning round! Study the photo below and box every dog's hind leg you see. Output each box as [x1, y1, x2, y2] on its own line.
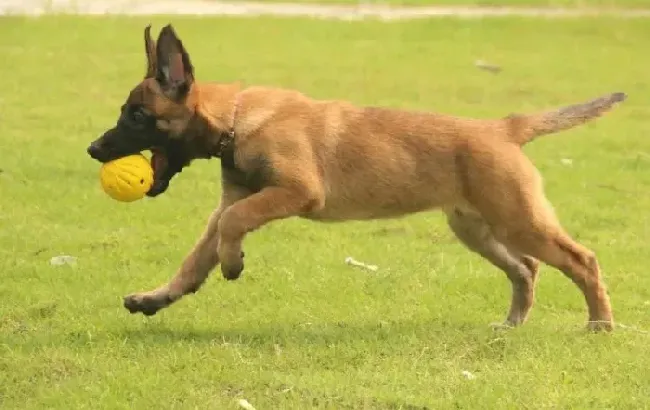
[468, 151, 613, 331]
[446, 208, 539, 327]
[496, 216, 613, 332]
[123, 183, 251, 316]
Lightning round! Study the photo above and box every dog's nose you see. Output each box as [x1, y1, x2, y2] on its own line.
[87, 143, 101, 160]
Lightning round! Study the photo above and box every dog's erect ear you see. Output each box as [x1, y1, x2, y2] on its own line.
[144, 25, 157, 78]
[155, 24, 195, 101]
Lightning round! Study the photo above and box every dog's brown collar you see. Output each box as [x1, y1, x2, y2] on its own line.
[215, 93, 240, 158]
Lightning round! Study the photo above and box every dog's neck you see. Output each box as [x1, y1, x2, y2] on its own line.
[193, 82, 242, 133]
[189, 82, 243, 158]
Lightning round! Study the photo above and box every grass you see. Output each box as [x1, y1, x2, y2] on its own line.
[221, 0, 650, 9]
[2, 13, 650, 410]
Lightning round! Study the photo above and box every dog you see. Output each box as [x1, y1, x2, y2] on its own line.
[87, 24, 626, 332]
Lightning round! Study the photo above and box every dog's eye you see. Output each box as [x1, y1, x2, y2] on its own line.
[132, 110, 146, 123]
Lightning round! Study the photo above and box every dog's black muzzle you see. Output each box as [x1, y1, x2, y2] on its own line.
[87, 127, 151, 163]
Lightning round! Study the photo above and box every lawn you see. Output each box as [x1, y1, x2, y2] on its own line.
[1, 14, 650, 410]
[226, 0, 650, 8]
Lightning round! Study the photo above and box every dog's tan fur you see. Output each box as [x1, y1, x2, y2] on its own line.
[105, 25, 626, 332]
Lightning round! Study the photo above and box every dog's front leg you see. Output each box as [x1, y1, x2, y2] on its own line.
[217, 185, 323, 280]
[123, 185, 251, 316]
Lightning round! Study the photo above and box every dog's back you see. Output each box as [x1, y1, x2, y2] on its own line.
[231, 86, 625, 222]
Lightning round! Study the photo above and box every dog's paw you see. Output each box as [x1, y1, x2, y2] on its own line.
[123, 292, 172, 316]
[490, 321, 516, 331]
[218, 245, 245, 280]
[587, 320, 614, 333]
[221, 259, 244, 280]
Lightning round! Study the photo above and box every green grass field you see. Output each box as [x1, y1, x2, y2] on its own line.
[227, 0, 650, 8]
[2, 13, 650, 410]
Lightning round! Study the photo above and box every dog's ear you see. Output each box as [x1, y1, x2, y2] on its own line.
[155, 24, 195, 101]
[144, 25, 157, 78]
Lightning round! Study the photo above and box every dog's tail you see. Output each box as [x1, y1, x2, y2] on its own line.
[503, 92, 627, 146]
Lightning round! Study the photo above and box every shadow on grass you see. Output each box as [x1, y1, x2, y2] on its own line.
[120, 319, 427, 344]
[124, 320, 470, 338]
[116, 316, 521, 352]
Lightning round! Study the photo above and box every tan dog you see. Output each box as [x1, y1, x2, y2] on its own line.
[87, 24, 626, 331]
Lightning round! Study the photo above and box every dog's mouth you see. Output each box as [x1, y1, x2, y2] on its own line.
[150, 147, 168, 179]
[147, 147, 171, 197]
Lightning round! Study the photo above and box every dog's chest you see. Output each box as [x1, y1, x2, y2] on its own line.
[219, 150, 270, 194]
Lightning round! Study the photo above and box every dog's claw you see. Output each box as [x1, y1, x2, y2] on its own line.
[223, 263, 244, 280]
[587, 320, 614, 332]
[222, 259, 244, 280]
[123, 297, 139, 314]
[490, 321, 516, 331]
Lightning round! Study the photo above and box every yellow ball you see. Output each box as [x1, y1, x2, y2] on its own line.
[99, 154, 154, 202]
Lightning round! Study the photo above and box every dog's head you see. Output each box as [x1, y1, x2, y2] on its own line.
[87, 24, 200, 197]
